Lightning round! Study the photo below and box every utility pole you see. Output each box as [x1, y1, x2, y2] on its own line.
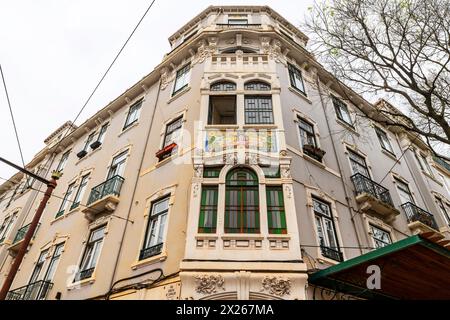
[0, 157, 61, 300]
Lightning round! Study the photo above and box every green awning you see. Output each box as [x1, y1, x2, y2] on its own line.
[308, 234, 450, 300]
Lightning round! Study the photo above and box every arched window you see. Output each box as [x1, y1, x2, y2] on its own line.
[210, 81, 236, 91]
[225, 168, 259, 233]
[244, 81, 271, 91]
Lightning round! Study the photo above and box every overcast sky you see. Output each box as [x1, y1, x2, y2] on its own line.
[0, 0, 314, 180]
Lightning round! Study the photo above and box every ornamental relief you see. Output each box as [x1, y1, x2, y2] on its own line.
[260, 276, 291, 297]
[195, 274, 225, 295]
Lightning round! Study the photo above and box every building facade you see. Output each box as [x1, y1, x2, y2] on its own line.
[0, 6, 449, 300]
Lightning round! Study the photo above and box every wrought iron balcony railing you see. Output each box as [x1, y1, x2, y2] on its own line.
[139, 243, 163, 261]
[320, 245, 344, 262]
[87, 175, 124, 206]
[351, 173, 394, 207]
[401, 202, 439, 230]
[75, 267, 95, 282]
[6, 280, 53, 300]
[12, 223, 41, 244]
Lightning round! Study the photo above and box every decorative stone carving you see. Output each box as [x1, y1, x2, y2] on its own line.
[225, 153, 237, 165]
[246, 153, 258, 165]
[193, 183, 200, 198]
[242, 38, 252, 45]
[195, 274, 225, 294]
[194, 165, 203, 178]
[160, 67, 169, 90]
[279, 150, 288, 157]
[284, 185, 292, 198]
[261, 37, 271, 54]
[261, 276, 291, 296]
[104, 201, 117, 212]
[281, 167, 291, 178]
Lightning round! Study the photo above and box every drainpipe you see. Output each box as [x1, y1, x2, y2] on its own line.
[314, 75, 364, 255]
[106, 78, 162, 298]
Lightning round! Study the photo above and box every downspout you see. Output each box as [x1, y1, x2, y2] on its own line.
[315, 75, 364, 255]
[106, 78, 162, 298]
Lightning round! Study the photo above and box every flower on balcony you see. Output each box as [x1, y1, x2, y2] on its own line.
[302, 144, 326, 162]
[155, 143, 178, 161]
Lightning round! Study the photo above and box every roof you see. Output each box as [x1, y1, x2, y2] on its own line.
[168, 6, 309, 44]
[308, 233, 450, 300]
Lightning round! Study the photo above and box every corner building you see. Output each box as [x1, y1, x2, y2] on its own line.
[1, 6, 450, 300]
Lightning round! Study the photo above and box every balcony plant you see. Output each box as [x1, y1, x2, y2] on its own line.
[155, 143, 177, 161]
[302, 144, 326, 162]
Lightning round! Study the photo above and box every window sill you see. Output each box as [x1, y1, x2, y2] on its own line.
[119, 121, 139, 137]
[68, 277, 95, 290]
[303, 153, 326, 169]
[195, 235, 219, 240]
[286, 145, 341, 178]
[267, 234, 291, 240]
[50, 214, 65, 225]
[381, 148, 398, 161]
[155, 154, 177, 168]
[421, 170, 440, 184]
[74, 146, 103, 166]
[221, 234, 264, 241]
[288, 87, 312, 104]
[335, 118, 359, 135]
[131, 252, 167, 270]
[167, 86, 191, 104]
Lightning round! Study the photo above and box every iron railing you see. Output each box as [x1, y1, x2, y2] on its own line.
[12, 223, 41, 244]
[351, 173, 394, 207]
[87, 175, 124, 206]
[401, 202, 439, 230]
[320, 245, 344, 262]
[139, 243, 163, 261]
[75, 267, 95, 282]
[6, 280, 53, 300]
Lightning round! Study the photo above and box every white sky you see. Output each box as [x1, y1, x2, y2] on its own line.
[0, 0, 314, 180]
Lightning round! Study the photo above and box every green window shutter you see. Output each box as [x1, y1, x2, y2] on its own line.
[198, 186, 218, 233]
[266, 186, 287, 234]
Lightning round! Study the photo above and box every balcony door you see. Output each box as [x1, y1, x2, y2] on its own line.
[395, 178, 415, 205]
[107, 151, 128, 179]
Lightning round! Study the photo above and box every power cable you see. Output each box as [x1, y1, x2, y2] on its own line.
[0, 65, 26, 167]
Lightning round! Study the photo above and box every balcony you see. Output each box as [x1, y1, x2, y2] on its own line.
[81, 175, 124, 220]
[74, 267, 95, 282]
[401, 202, 441, 235]
[320, 245, 344, 262]
[139, 243, 163, 261]
[210, 53, 269, 72]
[8, 223, 40, 254]
[6, 280, 53, 300]
[351, 173, 400, 222]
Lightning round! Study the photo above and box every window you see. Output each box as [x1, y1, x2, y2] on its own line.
[435, 197, 450, 225]
[211, 81, 236, 91]
[244, 96, 274, 124]
[203, 166, 222, 178]
[332, 96, 353, 127]
[228, 18, 248, 25]
[173, 64, 190, 95]
[29, 250, 49, 284]
[395, 178, 414, 204]
[348, 149, 370, 177]
[107, 151, 128, 179]
[298, 118, 317, 148]
[208, 95, 237, 124]
[96, 123, 109, 144]
[123, 100, 143, 130]
[266, 187, 287, 234]
[244, 81, 271, 91]
[83, 132, 96, 152]
[75, 226, 106, 282]
[56, 183, 75, 218]
[370, 225, 392, 248]
[6, 185, 20, 209]
[225, 168, 259, 233]
[0, 212, 17, 243]
[71, 174, 90, 210]
[262, 166, 280, 178]
[288, 64, 306, 95]
[375, 127, 394, 154]
[42, 243, 64, 283]
[415, 152, 434, 177]
[313, 198, 342, 261]
[140, 197, 169, 260]
[198, 186, 218, 233]
[56, 151, 70, 172]
[438, 173, 450, 196]
[163, 117, 183, 148]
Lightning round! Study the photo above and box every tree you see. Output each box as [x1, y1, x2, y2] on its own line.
[304, 0, 450, 161]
